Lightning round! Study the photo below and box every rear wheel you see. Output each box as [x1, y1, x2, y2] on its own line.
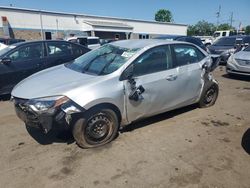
[72, 108, 119, 148]
[199, 83, 219, 108]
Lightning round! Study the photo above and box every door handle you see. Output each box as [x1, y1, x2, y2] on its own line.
[166, 75, 177, 81]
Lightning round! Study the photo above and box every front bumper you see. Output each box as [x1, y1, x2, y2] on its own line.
[13, 97, 80, 133]
[226, 59, 250, 76]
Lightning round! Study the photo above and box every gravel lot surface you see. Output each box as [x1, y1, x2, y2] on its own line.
[0, 66, 250, 188]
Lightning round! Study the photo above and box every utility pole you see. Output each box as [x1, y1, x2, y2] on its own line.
[39, 10, 44, 40]
[229, 12, 234, 28]
[216, 5, 221, 28]
[56, 19, 59, 38]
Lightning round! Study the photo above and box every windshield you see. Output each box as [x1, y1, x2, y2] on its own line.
[213, 32, 220, 38]
[0, 45, 16, 57]
[244, 45, 250, 52]
[213, 37, 236, 46]
[65, 44, 140, 75]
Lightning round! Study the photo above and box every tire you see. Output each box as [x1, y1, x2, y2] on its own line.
[199, 83, 219, 108]
[72, 108, 119, 148]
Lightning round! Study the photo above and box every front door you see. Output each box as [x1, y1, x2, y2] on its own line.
[123, 45, 181, 122]
[0, 42, 44, 94]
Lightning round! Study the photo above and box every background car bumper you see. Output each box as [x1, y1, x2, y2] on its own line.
[226, 62, 250, 76]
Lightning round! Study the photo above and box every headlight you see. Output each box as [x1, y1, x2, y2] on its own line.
[27, 96, 69, 114]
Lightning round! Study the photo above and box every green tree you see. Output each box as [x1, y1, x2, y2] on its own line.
[245, 25, 250, 35]
[187, 20, 216, 36]
[155, 9, 173, 22]
[217, 23, 234, 30]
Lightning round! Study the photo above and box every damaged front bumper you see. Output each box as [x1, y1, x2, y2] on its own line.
[13, 97, 85, 133]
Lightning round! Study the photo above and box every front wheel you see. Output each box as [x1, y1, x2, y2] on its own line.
[199, 83, 219, 108]
[72, 108, 119, 148]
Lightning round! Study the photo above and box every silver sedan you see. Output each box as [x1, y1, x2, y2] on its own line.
[12, 40, 219, 148]
[227, 45, 250, 76]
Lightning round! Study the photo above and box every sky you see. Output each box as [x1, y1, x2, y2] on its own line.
[0, 0, 250, 28]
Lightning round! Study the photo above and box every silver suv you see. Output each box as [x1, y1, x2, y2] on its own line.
[12, 40, 219, 148]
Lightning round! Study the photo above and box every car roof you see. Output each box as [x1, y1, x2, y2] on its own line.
[153, 35, 185, 40]
[9, 40, 81, 47]
[111, 39, 184, 49]
[222, 35, 249, 39]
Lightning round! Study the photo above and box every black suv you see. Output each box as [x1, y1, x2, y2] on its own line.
[154, 35, 207, 52]
[0, 40, 90, 95]
[208, 35, 250, 63]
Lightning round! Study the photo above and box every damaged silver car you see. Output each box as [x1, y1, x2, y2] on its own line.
[12, 40, 219, 148]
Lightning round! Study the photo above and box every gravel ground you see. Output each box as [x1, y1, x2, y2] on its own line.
[0, 66, 250, 188]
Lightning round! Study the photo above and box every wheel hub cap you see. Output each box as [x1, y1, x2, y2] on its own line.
[86, 114, 111, 141]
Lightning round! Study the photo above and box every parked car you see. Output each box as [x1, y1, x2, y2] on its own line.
[0, 43, 8, 51]
[12, 40, 219, 148]
[0, 38, 25, 45]
[208, 35, 250, 63]
[154, 35, 207, 52]
[0, 40, 90, 95]
[100, 39, 116, 46]
[196, 36, 214, 47]
[226, 45, 250, 76]
[66, 36, 101, 50]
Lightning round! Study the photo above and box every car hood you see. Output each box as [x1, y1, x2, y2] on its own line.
[11, 65, 99, 99]
[234, 51, 250, 60]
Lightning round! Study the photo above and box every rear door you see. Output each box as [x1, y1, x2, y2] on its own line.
[0, 42, 45, 93]
[45, 41, 74, 69]
[171, 44, 206, 103]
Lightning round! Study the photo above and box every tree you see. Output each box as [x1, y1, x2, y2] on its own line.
[245, 25, 250, 35]
[155, 9, 173, 22]
[187, 20, 216, 36]
[217, 23, 234, 30]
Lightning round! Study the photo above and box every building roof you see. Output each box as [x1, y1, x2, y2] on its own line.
[0, 6, 187, 27]
[83, 20, 133, 29]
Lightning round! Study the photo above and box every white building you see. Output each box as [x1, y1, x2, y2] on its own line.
[0, 6, 187, 40]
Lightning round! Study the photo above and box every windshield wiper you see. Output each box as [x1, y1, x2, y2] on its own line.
[99, 55, 118, 75]
[82, 51, 113, 73]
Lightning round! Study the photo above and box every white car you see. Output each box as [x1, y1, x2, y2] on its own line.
[227, 45, 250, 76]
[0, 43, 8, 51]
[66, 36, 100, 50]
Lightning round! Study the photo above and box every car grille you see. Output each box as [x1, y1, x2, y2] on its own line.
[235, 59, 250, 66]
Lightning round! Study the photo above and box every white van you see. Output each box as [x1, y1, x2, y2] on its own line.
[67, 36, 100, 50]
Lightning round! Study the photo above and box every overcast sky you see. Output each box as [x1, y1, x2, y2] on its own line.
[0, 0, 250, 28]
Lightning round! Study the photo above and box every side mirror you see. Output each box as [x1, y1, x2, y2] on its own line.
[202, 63, 209, 70]
[120, 64, 134, 81]
[0, 57, 11, 65]
[244, 43, 249, 47]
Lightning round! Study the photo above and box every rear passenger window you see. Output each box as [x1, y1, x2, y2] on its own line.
[47, 42, 72, 56]
[133, 45, 173, 76]
[173, 44, 205, 66]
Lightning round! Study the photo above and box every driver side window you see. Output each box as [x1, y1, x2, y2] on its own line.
[133, 45, 173, 77]
[8, 43, 43, 62]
